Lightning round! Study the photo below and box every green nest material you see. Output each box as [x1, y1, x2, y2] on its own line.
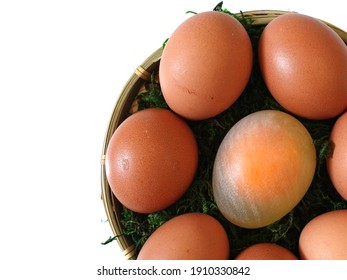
[116, 2, 347, 259]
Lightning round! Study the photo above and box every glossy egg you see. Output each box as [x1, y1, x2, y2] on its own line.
[137, 212, 229, 260]
[235, 243, 298, 260]
[299, 209, 347, 259]
[258, 13, 347, 120]
[327, 111, 347, 200]
[159, 11, 253, 120]
[105, 108, 198, 213]
[212, 110, 316, 228]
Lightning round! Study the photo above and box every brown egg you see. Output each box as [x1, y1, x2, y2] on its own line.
[159, 11, 253, 120]
[212, 110, 316, 228]
[299, 210, 347, 259]
[235, 243, 298, 260]
[327, 111, 347, 200]
[258, 13, 347, 120]
[137, 212, 229, 260]
[105, 108, 198, 213]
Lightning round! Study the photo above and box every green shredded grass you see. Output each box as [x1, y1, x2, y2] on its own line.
[109, 2, 347, 259]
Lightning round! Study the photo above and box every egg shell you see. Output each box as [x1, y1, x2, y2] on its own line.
[258, 13, 347, 120]
[235, 243, 298, 260]
[327, 111, 347, 200]
[299, 209, 347, 259]
[159, 11, 253, 120]
[212, 110, 316, 228]
[105, 108, 198, 213]
[137, 212, 230, 260]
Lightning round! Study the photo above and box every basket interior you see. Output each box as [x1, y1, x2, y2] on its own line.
[100, 10, 347, 260]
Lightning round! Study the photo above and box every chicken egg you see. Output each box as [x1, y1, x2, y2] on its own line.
[327, 111, 347, 200]
[137, 212, 229, 260]
[258, 13, 347, 120]
[212, 110, 316, 228]
[299, 209, 347, 259]
[159, 11, 253, 120]
[235, 243, 298, 260]
[105, 108, 198, 213]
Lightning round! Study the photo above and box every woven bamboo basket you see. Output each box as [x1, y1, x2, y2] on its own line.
[100, 10, 347, 260]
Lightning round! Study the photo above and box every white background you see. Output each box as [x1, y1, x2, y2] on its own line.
[0, 0, 346, 279]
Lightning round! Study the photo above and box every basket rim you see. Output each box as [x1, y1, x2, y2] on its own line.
[100, 9, 347, 260]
